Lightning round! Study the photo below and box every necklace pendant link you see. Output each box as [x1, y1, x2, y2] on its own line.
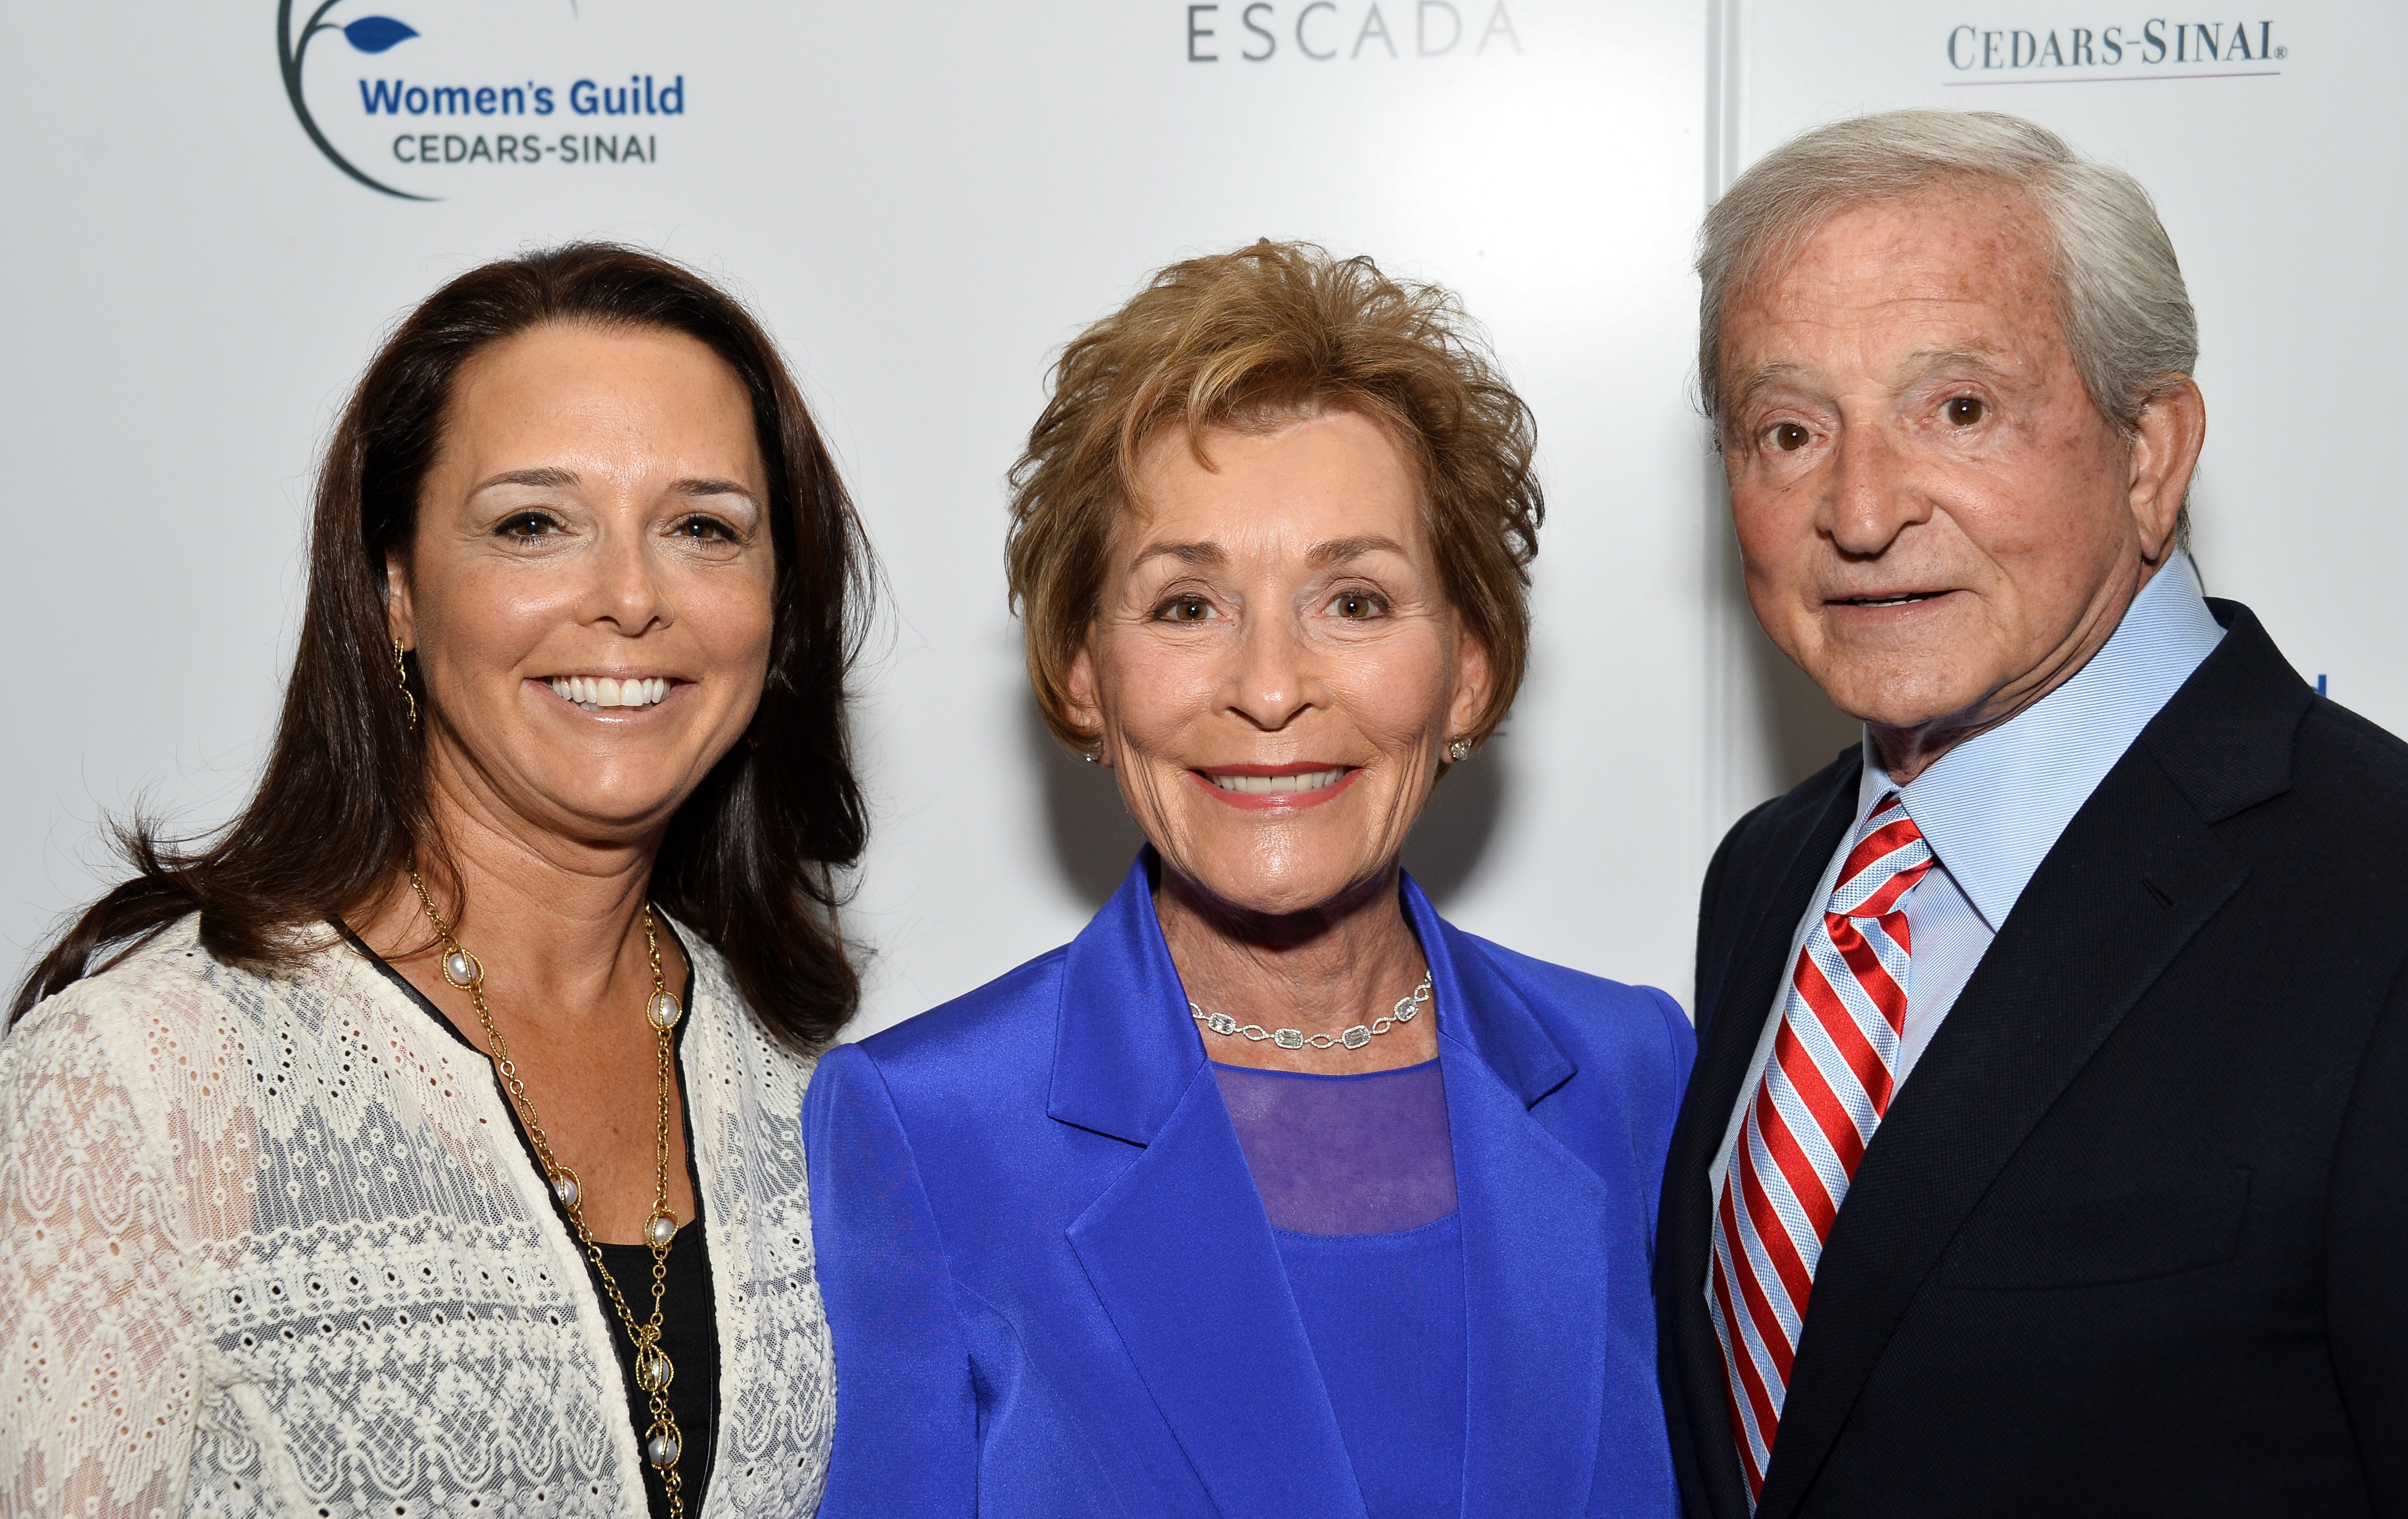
[644, 1419, 683, 1468]
[636, 1344, 675, 1393]
[647, 990, 683, 1031]
[440, 947, 483, 991]
[1340, 1025, 1372, 1050]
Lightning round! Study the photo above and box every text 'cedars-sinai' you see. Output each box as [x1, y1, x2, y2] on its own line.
[356, 74, 687, 116]
[1947, 20, 2283, 70]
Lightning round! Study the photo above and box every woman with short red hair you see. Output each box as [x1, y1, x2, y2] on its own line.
[807, 241, 1690, 1519]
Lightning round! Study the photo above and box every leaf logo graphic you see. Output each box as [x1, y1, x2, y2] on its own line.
[341, 16, 419, 52]
[277, 1, 434, 200]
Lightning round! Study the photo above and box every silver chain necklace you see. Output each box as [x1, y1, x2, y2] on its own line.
[1190, 972, 1433, 1052]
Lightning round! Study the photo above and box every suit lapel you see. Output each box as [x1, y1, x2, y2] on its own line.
[1658, 766, 1860, 1519]
[1754, 746, 2251, 1518]
[1068, 1064, 1367, 1519]
[1415, 892, 1609, 1518]
[1054, 854, 1366, 1519]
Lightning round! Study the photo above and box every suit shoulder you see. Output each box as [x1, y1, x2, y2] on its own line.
[2275, 696, 2408, 875]
[2299, 697, 2408, 797]
[1716, 744, 1859, 865]
[845, 944, 1070, 1083]
[1450, 931, 1694, 1063]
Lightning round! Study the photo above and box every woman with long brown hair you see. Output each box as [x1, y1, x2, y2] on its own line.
[0, 244, 867, 1517]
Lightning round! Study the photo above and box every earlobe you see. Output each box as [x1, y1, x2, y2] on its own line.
[385, 554, 417, 647]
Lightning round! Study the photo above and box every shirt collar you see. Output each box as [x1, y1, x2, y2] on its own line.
[1856, 550, 2226, 930]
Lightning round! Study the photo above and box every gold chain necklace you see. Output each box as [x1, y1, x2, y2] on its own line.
[409, 872, 691, 1517]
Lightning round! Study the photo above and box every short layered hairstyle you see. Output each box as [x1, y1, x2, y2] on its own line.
[1698, 110, 2198, 442]
[1007, 239, 1543, 752]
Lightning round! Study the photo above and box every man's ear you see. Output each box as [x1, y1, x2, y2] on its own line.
[2127, 375, 2207, 564]
[386, 553, 417, 649]
[1063, 626, 1109, 764]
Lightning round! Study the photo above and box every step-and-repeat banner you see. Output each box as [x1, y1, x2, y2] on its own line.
[3, 1, 2395, 1029]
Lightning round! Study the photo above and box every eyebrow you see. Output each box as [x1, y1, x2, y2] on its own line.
[1731, 361, 1807, 413]
[467, 467, 760, 505]
[1129, 540, 1228, 570]
[1125, 535, 1409, 573]
[470, 466, 579, 494]
[1730, 345, 2013, 412]
[1899, 344, 2010, 380]
[1308, 535, 1407, 568]
[667, 477, 761, 504]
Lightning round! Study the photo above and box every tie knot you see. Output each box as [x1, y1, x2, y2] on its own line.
[1828, 791, 1933, 920]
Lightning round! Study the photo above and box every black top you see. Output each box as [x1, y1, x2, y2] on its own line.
[345, 922, 719, 1519]
[1656, 600, 2408, 1519]
[592, 1216, 719, 1517]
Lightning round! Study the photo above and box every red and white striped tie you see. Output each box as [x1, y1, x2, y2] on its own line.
[1707, 790, 1932, 1505]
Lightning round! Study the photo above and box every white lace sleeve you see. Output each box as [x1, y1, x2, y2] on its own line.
[0, 986, 204, 1518]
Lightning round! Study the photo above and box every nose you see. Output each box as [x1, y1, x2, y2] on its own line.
[1822, 416, 1931, 558]
[1225, 606, 1319, 732]
[586, 522, 674, 636]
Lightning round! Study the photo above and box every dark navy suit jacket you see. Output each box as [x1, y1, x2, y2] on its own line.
[804, 856, 1695, 1518]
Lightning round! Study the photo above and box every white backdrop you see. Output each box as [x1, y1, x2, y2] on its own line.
[1, 1, 2395, 1035]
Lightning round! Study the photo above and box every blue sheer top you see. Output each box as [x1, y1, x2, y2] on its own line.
[1213, 1060, 1466, 1519]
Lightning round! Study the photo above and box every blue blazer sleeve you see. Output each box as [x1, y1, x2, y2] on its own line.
[805, 1043, 976, 1519]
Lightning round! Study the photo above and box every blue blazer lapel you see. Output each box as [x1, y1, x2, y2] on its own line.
[1057, 854, 1367, 1519]
[1068, 1069, 1366, 1518]
[1414, 884, 1612, 1518]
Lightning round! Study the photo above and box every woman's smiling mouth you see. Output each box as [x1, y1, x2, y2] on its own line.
[543, 674, 675, 712]
[1191, 763, 1360, 809]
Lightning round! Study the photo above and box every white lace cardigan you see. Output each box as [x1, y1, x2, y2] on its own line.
[0, 913, 834, 1518]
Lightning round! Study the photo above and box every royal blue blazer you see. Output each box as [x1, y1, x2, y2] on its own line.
[803, 856, 1695, 1518]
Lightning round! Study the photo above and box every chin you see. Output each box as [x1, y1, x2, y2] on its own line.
[1173, 844, 1384, 921]
[1818, 665, 1990, 734]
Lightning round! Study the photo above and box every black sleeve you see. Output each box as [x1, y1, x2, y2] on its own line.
[2327, 952, 2408, 1513]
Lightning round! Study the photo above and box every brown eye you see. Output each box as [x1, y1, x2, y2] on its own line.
[1335, 594, 1372, 619]
[1946, 395, 1987, 426]
[498, 512, 559, 539]
[1170, 596, 1209, 621]
[1770, 423, 1810, 452]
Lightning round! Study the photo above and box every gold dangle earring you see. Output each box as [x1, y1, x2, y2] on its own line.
[393, 641, 418, 728]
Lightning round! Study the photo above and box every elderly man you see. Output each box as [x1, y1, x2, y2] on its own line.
[1656, 110, 2408, 1518]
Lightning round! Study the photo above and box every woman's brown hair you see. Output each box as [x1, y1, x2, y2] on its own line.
[13, 243, 872, 1049]
[1007, 239, 1543, 751]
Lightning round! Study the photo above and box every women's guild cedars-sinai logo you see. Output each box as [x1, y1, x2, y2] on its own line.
[280, 2, 681, 200]
[280, 1, 429, 199]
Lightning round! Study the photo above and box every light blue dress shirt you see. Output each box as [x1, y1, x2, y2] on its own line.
[1707, 552, 2227, 1201]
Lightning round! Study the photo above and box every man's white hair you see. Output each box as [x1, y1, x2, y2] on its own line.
[1698, 110, 2197, 443]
